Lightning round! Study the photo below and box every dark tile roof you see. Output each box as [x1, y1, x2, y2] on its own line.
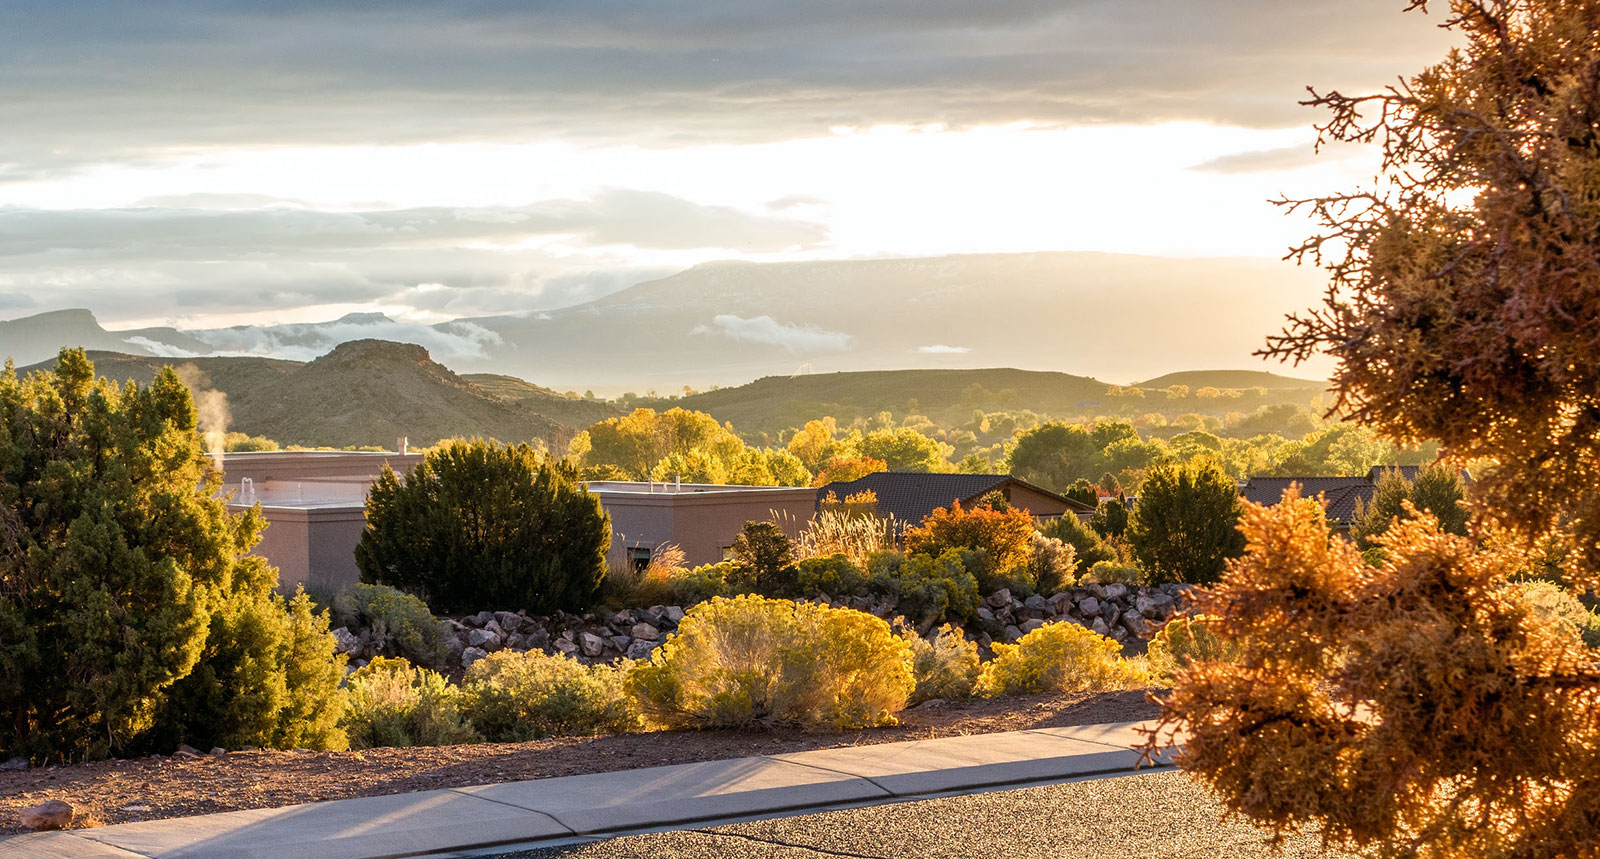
[1241, 476, 1377, 526]
[817, 473, 1089, 527]
[1245, 466, 1470, 528]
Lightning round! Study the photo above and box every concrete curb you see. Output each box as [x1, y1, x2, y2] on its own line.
[1, 721, 1171, 859]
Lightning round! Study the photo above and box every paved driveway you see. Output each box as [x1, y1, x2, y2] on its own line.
[494, 770, 1363, 859]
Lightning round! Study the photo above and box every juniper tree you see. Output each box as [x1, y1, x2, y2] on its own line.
[0, 350, 345, 762]
[1158, 2, 1600, 856]
[357, 438, 610, 614]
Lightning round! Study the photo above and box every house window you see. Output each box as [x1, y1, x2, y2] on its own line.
[628, 546, 652, 571]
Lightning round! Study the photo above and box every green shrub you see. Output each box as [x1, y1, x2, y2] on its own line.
[342, 657, 479, 749]
[333, 584, 451, 669]
[906, 624, 980, 703]
[628, 595, 915, 730]
[1038, 514, 1117, 571]
[1146, 615, 1238, 682]
[729, 521, 799, 594]
[867, 550, 980, 627]
[0, 350, 348, 763]
[152, 587, 350, 754]
[357, 438, 610, 615]
[795, 554, 869, 598]
[1509, 580, 1600, 649]
[1081, 560, 1147, 586]
[462, 650, 637, 741]
[1089, 499, 1130, 540]
[669, 562, 742, 605]
[975, 621, 1150, 697]
[1027, 532, 1078, 595]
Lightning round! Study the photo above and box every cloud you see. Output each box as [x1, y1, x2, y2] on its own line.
[0, 192, 823, 323]
[0, 2, 1460, 177]
[697, 315, 852, 353]
[0, 191, 824, 259]
[1190, 144, 1326, 174]
[122, 336, 203, 358]
[181, 315, 506, 362]
[916, 344, 971, 354]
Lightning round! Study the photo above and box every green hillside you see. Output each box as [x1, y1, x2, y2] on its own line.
[1135, 369, 1327, 391]
[661, 367, 1332, 440]
[20, 344, 579, 450]
[462, 373, 622, 429]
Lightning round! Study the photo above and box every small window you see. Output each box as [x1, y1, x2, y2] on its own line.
[628, 546, 652, 572]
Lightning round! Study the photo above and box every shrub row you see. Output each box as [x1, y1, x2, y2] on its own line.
[339, 596, 1162, 748]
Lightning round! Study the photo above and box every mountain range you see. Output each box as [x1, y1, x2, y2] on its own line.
[19, 340, 1326, 451]
[0, 252, 1329, 392]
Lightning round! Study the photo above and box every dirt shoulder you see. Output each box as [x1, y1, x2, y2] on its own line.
[0, 690, 1159, 835]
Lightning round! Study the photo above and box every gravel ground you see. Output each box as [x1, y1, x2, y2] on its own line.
[0, 689, 1157, 834]
[495, 771, 1365, 859]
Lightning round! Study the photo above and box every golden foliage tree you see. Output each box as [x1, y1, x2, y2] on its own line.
[1157, 2, 1600, 856]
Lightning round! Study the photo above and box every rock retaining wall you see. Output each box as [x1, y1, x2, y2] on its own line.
[331, 584, 1195, 672]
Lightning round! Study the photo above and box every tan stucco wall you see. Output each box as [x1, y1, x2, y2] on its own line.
[596, 486, 821, 568]
[1002, 485, 1074, 518]
[241, 505, 369, 595]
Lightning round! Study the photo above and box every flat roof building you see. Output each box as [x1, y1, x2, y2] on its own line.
[587, 480, 821, 570]
[218, 451, 822, 592]
[220, 450, 422, 595]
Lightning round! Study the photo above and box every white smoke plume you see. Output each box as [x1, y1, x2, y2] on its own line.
[175, 364, 231, 472]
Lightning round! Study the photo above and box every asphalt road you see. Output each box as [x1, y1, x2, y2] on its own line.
[489, 770, 1363, 859]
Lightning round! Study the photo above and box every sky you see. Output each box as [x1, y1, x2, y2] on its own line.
[0, 1, 1459, 333]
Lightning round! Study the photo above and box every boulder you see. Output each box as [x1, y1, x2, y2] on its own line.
[19, 800, 73, 831]
[579, 632, 607, 658]
[630, 622, 660, 641]
[494, 611, 524, 633]
[985, 588, 1013, 609]
[329, 627, 360, 655]
[1102, 604, 1122, 628]
[609, 634, 632, 652]
[1135, 593, 1175, 619]
[466, 628, 502, 652]
[1121, 610, 1152, 638]
[1091, 616, 1111, 636]
[1002, 624, 1023, 642]
[472, 610, 496, 628]
[1023, 594, 1049, 611]
[662, 606, 686, 623]
[0, 756, 26, 771]
[1047, 592, 1075, 615]
[975, 606, 996, 623]
[553, 638, 580, 657]
[1019, 618, 1047, 635]
[1101, 583, 1130, 601]
[609, 610, 635, 628]
[461, 646, 489, 669]
[624, 639, 657, 660]
[523, 628, 551, 650]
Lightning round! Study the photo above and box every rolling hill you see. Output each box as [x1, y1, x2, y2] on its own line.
[663, 367, 1329, 439]
[20, 342, 578, 450]
[1135, 370, 1326, 391]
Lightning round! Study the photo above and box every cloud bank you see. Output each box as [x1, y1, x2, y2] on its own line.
[698, 315, 853, 353]
[0, 2, 1457, 179]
